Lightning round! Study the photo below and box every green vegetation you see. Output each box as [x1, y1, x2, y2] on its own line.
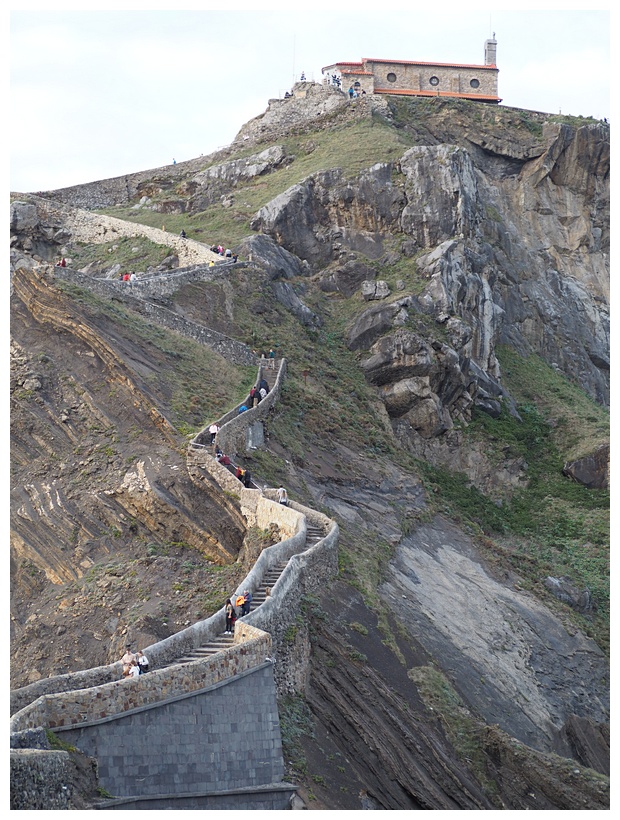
[414, 351, 609, 651]
[45, 729, 77, 753]
[496, 345, 609, 463]
[408, 665, 501, 804]
[68, 235, 173, 272]
[278, 694, 315, 778]
[55, 282, 255, 433]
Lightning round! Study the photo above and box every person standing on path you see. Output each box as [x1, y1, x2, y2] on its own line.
[225, 598, 236, 634]
[137, 650, 149, 674]
[209, 423, 220, 444]
[242, 590, 253, 615]
[277, 486, 288, 505]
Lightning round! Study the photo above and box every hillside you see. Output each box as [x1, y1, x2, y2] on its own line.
[10, 83, 609, 809]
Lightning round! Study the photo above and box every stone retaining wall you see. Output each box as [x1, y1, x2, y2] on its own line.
[56, 662, 287, 801]
[10, 749, 77, 810]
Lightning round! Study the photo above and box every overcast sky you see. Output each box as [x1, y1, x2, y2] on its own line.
[9, 3, 611, 192]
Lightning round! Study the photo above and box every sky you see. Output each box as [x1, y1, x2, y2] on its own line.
[8, 3, 612, 192]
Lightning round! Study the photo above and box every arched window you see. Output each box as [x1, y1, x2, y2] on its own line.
[354, 81, 361, 88]
[429, 76, 439, 86]
[387, 72, 397, 83]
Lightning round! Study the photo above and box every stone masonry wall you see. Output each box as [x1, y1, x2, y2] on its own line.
[194, 359, 286, 458]
[10, 749, 77, 810]
[370, 61, 498, 98]
[11, 625, 271, 732]
[56, 663, 286, 801]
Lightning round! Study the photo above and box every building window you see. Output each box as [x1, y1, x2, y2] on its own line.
[470, 78, 480, 88]
[387, 72, 397, 83]
[354, 81, 361, 88]
[429, 76, 439, 86]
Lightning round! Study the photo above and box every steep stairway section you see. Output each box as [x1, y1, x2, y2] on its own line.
[161, 526, 326, 668]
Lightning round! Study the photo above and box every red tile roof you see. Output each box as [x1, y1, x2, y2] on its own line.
[363, 57, 498, 71]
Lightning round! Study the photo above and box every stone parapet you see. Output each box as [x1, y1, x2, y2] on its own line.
[11, 625, 270, 732]
[194, 359, 286, 458]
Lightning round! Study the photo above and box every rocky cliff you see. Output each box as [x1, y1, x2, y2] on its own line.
[10, 84, 609, 809]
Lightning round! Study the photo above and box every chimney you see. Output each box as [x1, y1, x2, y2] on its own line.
[485, 34, 497, 66]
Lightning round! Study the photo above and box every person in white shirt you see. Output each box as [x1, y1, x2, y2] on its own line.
[277, 486, 288, 505]
[209, 423, 220, 444]
[129, 660, 140, 678]
[137, 651, 149, 674]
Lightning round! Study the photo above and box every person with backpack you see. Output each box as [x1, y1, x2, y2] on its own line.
[242, 590, 253, 615]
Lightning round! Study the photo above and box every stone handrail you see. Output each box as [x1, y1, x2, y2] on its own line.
[11, 625, 271, 733]
[192, 358, 286, 458]
[241, 499, 339, 633]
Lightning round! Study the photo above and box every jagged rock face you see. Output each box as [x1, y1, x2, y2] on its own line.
[315, 260, 379, 296]
[399, 145, 481, 245]
[236, 233, 308, 280]
[250, 164, 404, 267]
[249, 119, 609, 437]
[361, 329, 474, 437]
[234, 82, 350, 145]
[361, 279, 390, 300]
[181, 145, 290, 212]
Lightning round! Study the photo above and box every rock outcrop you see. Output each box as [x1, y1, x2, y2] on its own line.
[246, 105, 609, 472]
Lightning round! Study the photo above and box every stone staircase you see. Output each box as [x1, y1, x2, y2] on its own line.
[166, 525, 325, 668]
